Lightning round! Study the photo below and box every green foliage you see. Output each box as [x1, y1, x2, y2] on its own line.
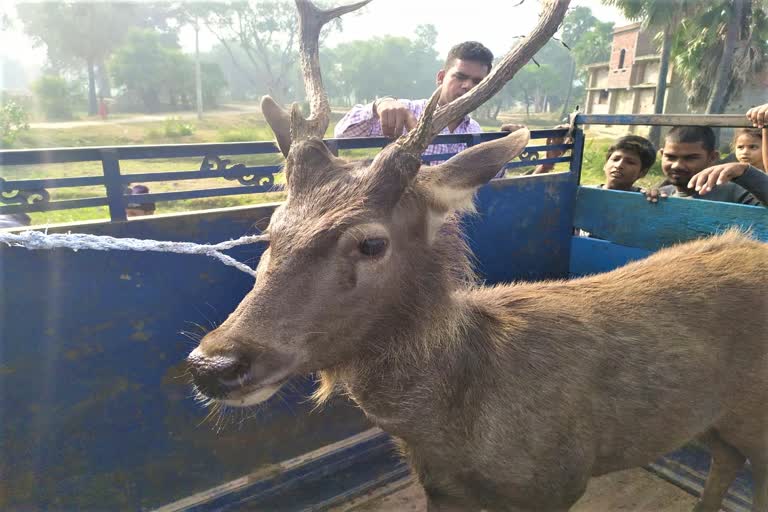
[672, 0, 767, 110]
[217, 126, 275, 142]
[32, 75, 82, 120]
[16, 3, 176, 115]
[163, 117, 195, 138]
[323, 27, 441, 105]
[110, 29, 227, 112]
[0, 99, 30, 147]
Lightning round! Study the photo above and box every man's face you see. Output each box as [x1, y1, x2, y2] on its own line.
[660, 141, 718, 188]
[437, 59, 490, 105]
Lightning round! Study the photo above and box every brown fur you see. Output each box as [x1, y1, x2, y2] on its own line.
[190, 135, 768, 511]
[187, 1, 766, 509]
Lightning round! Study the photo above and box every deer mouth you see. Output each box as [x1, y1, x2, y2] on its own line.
[220, 374, 291, 407]
[188, 348, 297, 407]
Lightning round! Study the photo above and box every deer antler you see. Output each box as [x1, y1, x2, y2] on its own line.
[262, 0, 371, 156]
[399, 0, 571, 156]
[293, 0, 372, 140]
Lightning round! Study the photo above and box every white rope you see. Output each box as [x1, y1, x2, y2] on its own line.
[0, 231, 269, 278]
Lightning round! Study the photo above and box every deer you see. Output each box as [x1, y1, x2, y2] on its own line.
[186, 1, 768, 510]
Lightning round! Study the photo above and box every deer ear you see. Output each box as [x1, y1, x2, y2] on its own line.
[417, 128, 530, 213]
[261, 96, 292, 158]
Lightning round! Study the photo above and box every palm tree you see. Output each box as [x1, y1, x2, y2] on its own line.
[603, 0, 697, 146]
[674, 0, 768, 115]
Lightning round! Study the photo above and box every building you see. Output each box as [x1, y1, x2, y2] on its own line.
[583, 23, 687, 137]
[583, 22, 767, 141]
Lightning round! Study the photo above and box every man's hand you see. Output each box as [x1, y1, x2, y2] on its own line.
[374, 98, 417, 138]
[687, 163, 749, 196]
[643, 188, 668, 203]
[747, 104, 767, 128]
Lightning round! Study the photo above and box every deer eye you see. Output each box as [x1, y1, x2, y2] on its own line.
[359, 238, 388, 257]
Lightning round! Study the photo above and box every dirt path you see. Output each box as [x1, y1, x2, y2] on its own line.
[339, 468, 698, 512]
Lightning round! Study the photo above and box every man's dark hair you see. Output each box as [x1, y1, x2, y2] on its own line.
[665, 126, 717, 152]
[444, 41, 494, 72]
[607, 135, 656, 171]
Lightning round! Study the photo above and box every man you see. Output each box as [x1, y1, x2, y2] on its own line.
[334, 41, 493, 166]
[646, 126, 767, 207]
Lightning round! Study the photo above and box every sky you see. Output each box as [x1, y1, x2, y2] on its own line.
[1, 0, 630, 87]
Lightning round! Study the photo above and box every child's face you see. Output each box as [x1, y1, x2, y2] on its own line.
[734, 134, 763, 170]
[660, 141, 718, 188]
[603, 149, 646, 190]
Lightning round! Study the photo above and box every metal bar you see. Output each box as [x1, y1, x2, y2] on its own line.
[569, 128, 586, 184]
[121, 165, 283, 184]
[0, 132, 572, 167]
[504, 156, 571, 170]
[124, 186, 274, 203]
[0, 176, 105, 190]
[0, 197, 108, 214]
[575, 114, 753, 127]
[101, 149, 127, 222]
[0, 141, 282, 166]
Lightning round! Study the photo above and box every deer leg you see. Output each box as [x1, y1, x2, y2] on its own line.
[693, 430, 746, 512]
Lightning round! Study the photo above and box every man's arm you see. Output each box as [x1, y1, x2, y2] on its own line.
[333, 102, 383, 138]
[688, 163, 768, 207]
[334, 98, 417, 138]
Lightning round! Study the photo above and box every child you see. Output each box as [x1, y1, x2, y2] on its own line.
[598, 135, 655, 191]
[125, 184, 156, 217]
[732, 128, 764, 171]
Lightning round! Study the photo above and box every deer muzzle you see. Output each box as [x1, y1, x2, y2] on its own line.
[187, 344, 296, 407]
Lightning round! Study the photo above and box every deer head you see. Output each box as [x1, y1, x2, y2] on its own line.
[187, 0, 570, 407]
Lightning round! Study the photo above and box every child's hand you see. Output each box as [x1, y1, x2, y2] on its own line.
[642, 188, 668, 204]
[687, 163, 749, 195]
[747, 104, 767, 128]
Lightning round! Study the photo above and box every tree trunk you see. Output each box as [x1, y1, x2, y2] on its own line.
[524, 91, 531, 120]
[648, 25, 672, 148]
[707, 0, 744, 147]
[560, 58, 576, 119]
[97, 61, 111, 98]
[87, 57, 98, 116]
[707, 0, 743, 114]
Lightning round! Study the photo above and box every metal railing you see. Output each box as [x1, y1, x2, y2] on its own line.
[0, 129, 573, 222]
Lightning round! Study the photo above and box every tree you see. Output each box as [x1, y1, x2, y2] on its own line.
[323, 29, 441, 106]
[673, 0, 767, 114]
[559, 7, 613, 117]
[603, 0, 699, 145]
[197, 0, 346, 103]
[15, 3, 175, 115]
[110, 29, 227, 112]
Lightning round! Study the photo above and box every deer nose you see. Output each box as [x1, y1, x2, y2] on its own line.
[187, 349, 252, 399]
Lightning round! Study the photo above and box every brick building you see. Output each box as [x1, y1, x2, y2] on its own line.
[583, 22, 767, 139]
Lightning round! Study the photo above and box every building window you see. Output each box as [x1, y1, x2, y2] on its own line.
[618, 49, 626, 69]
[598, 90, 609, 104]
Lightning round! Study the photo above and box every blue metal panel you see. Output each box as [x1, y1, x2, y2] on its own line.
[574, 186, 768, 251]
[569, 236, 652, 276]
[0, 207, 372, 510]
[464, 171, 578, 284]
